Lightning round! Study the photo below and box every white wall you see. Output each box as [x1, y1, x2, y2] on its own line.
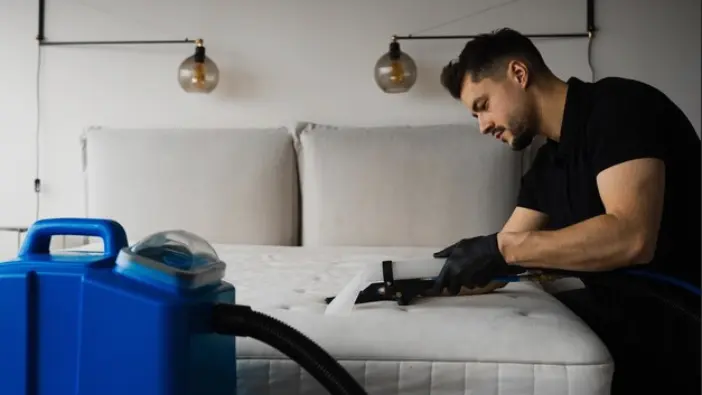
[0, 0, 699, 256]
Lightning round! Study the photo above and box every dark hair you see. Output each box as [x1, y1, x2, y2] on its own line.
[440, 28, 551, 99]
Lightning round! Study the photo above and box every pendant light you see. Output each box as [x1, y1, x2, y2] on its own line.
[178, 39, 220, 94]
[375, 0, 596, 94]
[36, 0, 221, 95]
[373, 36, 417, 93]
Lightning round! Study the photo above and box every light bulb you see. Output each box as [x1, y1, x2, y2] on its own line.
[374, 39, 417, 93]
[178, 39, 219, 94]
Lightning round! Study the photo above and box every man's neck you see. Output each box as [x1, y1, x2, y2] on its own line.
[534, 77, 569, 142]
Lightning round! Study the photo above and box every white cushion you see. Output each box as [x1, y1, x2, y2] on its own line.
[294, 123, 523, 247]
[82, 127, 299, 245]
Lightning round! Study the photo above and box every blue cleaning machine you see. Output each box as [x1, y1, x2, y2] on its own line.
[0, 218, 367, 395]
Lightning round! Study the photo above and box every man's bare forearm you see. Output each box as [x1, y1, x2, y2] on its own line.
[497, 214, 652, 271]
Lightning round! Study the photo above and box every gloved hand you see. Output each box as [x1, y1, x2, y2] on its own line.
[432, 233, 526, 295]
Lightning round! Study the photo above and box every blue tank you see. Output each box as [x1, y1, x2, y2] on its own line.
[0, 218, 237, 395]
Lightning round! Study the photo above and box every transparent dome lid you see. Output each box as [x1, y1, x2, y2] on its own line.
[129, 230, 220, 271]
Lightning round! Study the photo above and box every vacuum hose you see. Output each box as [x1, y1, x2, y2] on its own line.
[211, 303, 368, 395]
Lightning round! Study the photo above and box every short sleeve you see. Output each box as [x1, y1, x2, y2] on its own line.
[586, 91, 666, 176]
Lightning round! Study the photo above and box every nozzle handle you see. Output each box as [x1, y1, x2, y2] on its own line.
[18, 218, 128, 257]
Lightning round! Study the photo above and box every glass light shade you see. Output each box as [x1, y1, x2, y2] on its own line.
[374, 41, 417, 93]
[178, 41, 219, 93]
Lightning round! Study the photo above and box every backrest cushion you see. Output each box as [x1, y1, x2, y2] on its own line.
[83, 127, 299, 245]
[294, 123, 522, 247]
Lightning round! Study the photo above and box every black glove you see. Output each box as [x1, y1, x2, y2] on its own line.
[432, 233, 526, 295]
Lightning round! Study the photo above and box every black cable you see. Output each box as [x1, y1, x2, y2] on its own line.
[34, 43, 42, 221]
[211, 303, 368, 395]
[587, 32, 595, 82]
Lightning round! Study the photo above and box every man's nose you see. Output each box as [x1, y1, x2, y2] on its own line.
[479, 118, 494, 135]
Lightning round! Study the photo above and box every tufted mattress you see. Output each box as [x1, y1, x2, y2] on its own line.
[211, 244, 614, 395]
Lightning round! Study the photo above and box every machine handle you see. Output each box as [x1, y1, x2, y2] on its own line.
[18, 218, 128, 257]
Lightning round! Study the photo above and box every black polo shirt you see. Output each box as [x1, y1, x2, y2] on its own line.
[517, 76, 701, 287]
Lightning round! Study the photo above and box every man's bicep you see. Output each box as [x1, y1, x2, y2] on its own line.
[596, 157, 665, 261]
[502, 206, 549, 233]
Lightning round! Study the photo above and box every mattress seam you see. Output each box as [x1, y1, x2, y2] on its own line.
[236, 357, 614, 367]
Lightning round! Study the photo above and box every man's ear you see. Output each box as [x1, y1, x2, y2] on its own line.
[508, 60, 529, 89]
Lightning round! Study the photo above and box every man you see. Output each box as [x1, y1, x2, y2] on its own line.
[433, 28, 700, 394]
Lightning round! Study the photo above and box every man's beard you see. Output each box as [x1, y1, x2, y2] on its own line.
[510, 128, 536, 151]
[506, 110, 538, 151]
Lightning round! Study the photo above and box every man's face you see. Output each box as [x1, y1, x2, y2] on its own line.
[459, 66, 538, 151]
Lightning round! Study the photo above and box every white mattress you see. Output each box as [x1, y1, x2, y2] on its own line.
[212, 244, 614, 395]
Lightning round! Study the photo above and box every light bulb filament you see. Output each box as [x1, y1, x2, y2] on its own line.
[191, 62, 206, 86]
[389, 61, 405, 84]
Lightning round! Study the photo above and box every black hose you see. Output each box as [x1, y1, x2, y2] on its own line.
[211, 303, 368, 395]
